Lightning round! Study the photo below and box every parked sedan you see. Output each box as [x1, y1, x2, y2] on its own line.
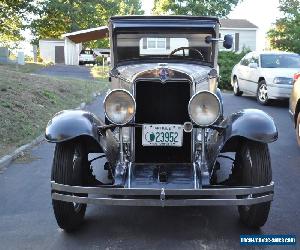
[231, 51, 300, 105]
[289, 72, 300, 145]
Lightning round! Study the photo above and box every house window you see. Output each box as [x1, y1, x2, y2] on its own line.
[147, 38, 166, 49]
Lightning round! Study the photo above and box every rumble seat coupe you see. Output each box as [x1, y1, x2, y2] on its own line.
[45, 16, 278, 231]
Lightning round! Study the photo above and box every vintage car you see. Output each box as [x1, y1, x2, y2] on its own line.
[289, 72, 300, 145]
[46, 16, 278, 231]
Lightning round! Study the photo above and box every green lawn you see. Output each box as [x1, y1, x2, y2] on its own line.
[0, 64, 108, 157]
[0, 62, 47, 73]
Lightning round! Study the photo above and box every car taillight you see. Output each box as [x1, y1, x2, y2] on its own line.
[294, 73, 300, 81]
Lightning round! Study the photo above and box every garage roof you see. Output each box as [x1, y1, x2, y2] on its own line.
[63, 26, 109, 43]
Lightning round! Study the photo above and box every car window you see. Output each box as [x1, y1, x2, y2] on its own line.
[261, 54, 300, 68]
[116, 31, 214, 64]
[240, 53, 252, 66]
[80, 50, 93, 55]
[250, 55, 259, 65]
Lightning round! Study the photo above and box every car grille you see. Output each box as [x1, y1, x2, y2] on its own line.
[134, 80, 192, 163]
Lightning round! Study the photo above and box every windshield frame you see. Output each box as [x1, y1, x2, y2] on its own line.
[113, 28, 217, 67]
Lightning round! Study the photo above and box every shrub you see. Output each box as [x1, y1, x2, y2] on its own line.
[218, 49, 250, 90]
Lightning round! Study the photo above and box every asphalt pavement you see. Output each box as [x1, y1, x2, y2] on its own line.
[0, 86, 299, 249]
[36, 64, 95, 80]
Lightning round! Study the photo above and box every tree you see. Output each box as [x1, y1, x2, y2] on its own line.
[30, 0, 144, 48]
[152, 0, 240, 17]
[0, 0, 35, 48]
[267, 0, 300, 53]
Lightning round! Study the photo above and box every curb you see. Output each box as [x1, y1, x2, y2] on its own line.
[0, 134, 45, 171]
[0, 100, 89, 172]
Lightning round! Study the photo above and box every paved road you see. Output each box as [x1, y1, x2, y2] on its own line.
[36, 65, 95, 80]
[0, 93, 299, 250]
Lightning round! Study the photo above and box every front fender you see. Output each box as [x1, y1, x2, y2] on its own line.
[45, 110, 119, 165]
[220, 109, 278, 153]
[45, 110, 101, 143]
[227, 109, 278, 143]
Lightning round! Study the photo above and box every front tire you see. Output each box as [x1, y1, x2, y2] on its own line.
[233, 77, 243, 96]
[51, 141, 88, 231]
[235, 140, 272, 228]
[257, 80, 269, 105]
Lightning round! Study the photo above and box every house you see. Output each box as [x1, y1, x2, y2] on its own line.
[219, 19, 258, 52]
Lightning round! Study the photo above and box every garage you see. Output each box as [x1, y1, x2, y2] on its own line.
[39, 39, 66, 64]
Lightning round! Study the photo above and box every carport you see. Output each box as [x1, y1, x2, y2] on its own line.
[63, 26, 109, 65]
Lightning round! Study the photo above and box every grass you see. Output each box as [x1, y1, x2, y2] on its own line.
[0, 64, 109, 158]
[0, 62, 48, 73]
[91, 65, 110, 80]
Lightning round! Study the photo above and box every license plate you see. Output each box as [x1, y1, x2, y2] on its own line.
[142, 124, 183, 147]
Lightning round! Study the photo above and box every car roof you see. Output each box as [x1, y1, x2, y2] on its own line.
[110, 15, 219, 22]
[256, 51, 299, 56]
[109, 15, 219, 31]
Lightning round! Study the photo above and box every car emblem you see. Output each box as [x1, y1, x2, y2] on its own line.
[159, 68, 169, 83]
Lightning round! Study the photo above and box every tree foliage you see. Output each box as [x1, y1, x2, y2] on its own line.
[31, 0, 144, 48]
[267, 0, 300, 53]
[0, 0, 35, 47]
[152, 0, 240, 17]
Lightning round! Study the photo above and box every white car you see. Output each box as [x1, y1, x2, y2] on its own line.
[231, 51, 300, 105]
[79, 49, 96, 65]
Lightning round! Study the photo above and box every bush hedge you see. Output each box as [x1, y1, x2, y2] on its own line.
[218, 50, 250, 90]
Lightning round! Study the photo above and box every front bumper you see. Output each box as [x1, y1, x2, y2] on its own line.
[51, 181, 274, 207]
[268, 84, 292, 99]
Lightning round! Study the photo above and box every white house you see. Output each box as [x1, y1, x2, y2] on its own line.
[220, 19, 257, 52]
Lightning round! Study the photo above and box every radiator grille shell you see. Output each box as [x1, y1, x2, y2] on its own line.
[134, 80, 192, 163]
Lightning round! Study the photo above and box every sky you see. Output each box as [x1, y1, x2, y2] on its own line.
[141, 0, 282, 50]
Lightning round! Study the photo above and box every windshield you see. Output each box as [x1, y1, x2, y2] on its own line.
[116, 32, 214, 64]
[260, 54, 300, 68]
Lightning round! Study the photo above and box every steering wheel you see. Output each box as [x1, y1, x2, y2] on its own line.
[169, 47, 204, 61]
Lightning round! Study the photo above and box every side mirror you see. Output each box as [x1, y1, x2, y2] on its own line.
[249, 62, 258, 69]
[223, 34, 233, 49]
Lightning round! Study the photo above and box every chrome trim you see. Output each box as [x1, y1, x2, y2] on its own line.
[51, 180, 274, 207]
[52, 193, 273, 207]
[51, 181, 274, 196]
[188, 90, 221, 127]
[103, 89, 136, 126]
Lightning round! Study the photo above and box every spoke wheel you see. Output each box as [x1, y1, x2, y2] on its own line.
[257, 80, 269, 105]
[233, 77, 243, 96]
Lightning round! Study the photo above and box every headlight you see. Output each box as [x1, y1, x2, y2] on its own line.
[273, 77, 293, 85]
[188, 91, 221, 126]
[104, 89, 136, 125]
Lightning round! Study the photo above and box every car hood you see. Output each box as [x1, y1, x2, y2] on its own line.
[115, 63, 212, 83]
[261, 68, 300, 80]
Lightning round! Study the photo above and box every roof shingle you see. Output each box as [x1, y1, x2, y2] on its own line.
[220, 19, 258, 29]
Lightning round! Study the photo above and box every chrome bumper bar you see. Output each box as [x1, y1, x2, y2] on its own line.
[51, 181, 274, 207]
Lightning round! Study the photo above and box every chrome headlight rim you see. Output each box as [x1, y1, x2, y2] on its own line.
[188, 90, 221, 127]
[103, 89, 136, 126]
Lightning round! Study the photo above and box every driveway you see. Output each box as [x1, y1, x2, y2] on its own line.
[0, 93, 299, 250]
[36, 64, 95, 80]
